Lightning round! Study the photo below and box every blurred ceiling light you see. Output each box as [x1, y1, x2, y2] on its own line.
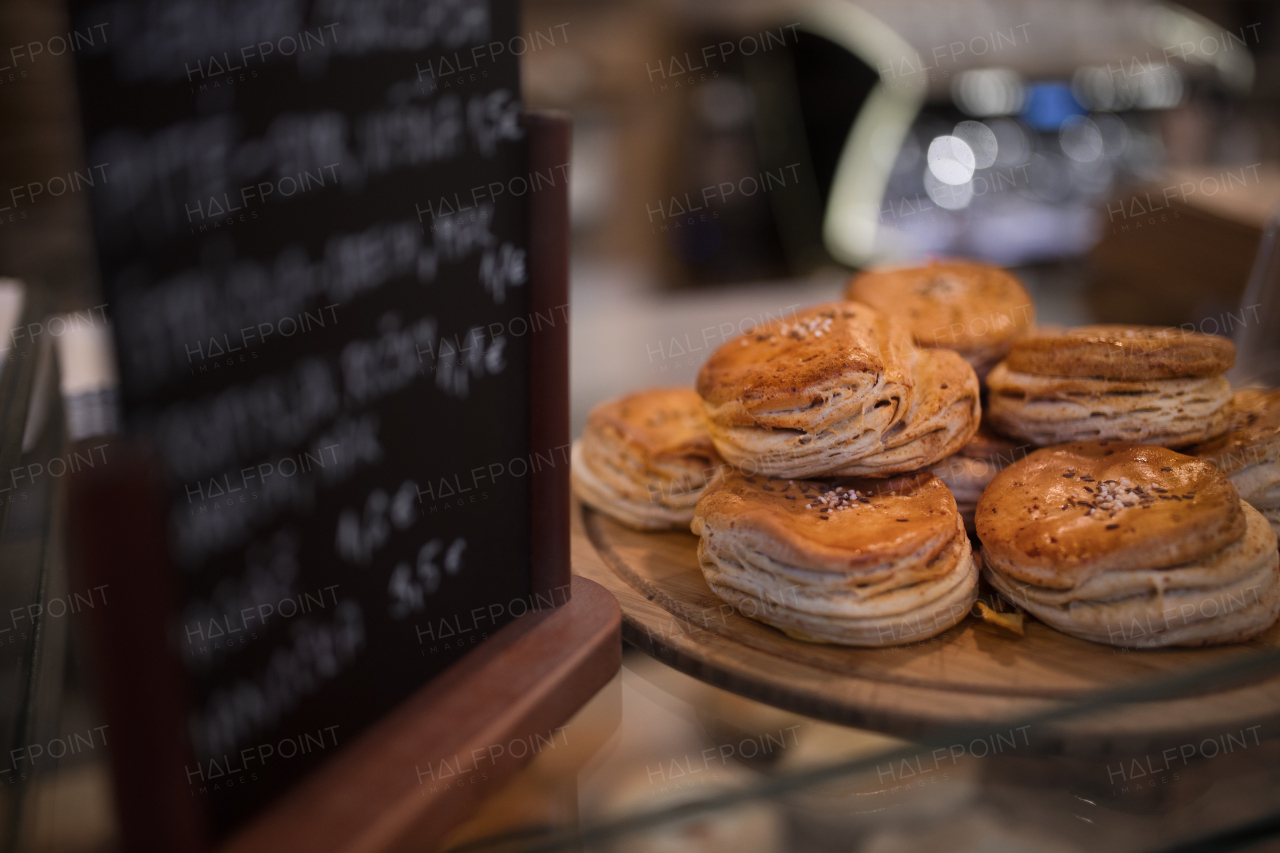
[1073, 63, 1183, 111]
[952, 121, 998, 169]
[1059, 116, 1103, 162]
[988, 118, 1030, 167]
[1072, 66, 1121, 111]
[924, 169, 973, 210]
[927, 135, 976, 185]
[1134, 64, 1183, 109]
[952, 68, 1024, 117]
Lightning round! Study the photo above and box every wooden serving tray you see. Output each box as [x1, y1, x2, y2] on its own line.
[570, 501, 1280, 753]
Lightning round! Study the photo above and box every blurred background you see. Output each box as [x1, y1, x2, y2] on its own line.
[2, 0, 1279, 428]
[525, 0, 1280, 427]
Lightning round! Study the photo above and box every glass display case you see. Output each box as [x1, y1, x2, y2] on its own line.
[439, 645, 1280, 853]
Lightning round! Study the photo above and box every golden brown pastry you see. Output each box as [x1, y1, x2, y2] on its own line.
[692, 470, 977, 646]
[1187, 388, 1280, 537]
[696, 303, 980, 479]
[571, 388, 722, 530]
[976, 442, 1279, 647]
[845, 259, 1035, 380]
[1222, 388, 1279, 430]
[1005, 325, 1235, 380]
[987, 325, 1234, 447]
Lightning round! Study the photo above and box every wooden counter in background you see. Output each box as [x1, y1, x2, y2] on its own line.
[1087, 163, 1280, 328]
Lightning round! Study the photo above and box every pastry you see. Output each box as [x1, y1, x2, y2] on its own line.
[1004, 324, 1235, 380]
[930, 421, 1029, 533]
[1222, 388, 1279, 430]
[692, 470, 977, 647]
[572, 387, 723, 530]
[1188, 388, 1280, 537]
[696, 303, 980, 479]
[976, 442, 1279, 648]
[986, 325, 1234, 447]
[845, 259, 1035, 380]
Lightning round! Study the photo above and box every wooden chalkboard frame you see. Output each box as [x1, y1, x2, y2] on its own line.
[223, 575, 619, 853]
[526, 112, 573, 604]
[68, 112, 621, 853]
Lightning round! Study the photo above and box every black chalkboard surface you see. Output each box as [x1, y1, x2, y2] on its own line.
[67, 0, 549, 839]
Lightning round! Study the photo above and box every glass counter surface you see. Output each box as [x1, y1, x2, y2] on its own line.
[437, 645, 1280, 853]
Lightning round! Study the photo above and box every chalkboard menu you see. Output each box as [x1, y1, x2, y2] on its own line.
[67, 0, 537, 836]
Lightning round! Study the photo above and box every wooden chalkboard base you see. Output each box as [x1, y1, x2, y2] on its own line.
[221, 575, 620, 853]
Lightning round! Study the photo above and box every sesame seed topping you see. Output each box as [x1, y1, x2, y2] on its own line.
[1079, 477, 1160, 518]
[774, 315, 835, 341]
[805, 486, 867, 514]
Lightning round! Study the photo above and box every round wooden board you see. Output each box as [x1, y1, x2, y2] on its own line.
[570, 501, 1280, 753]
